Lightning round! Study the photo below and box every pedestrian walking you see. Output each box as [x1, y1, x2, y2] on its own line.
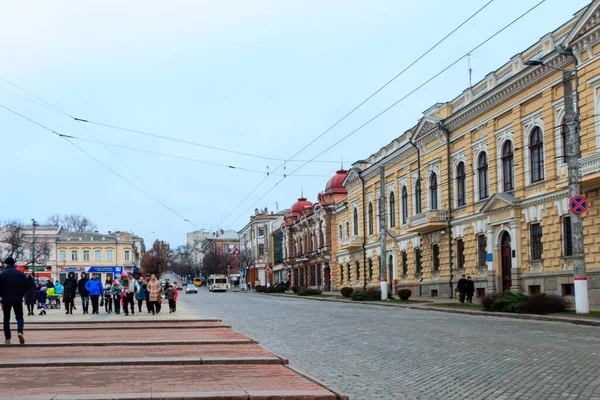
[78, 272, 90, 314]
[37, 286, 47, 316]
[24, 273, 37, 316]
[85, 273, 104, 314]
[121, 273, 139, 316]
[135, 277, 146, 313]
[0, 257, 28, 345]
[110, 280, 122, 314]
[144, 276, 151, 313]
[465, 276, 475, 304]
[147, 274, 162, 315]
[63, 272, 78, 315]
[456, 275, 468, 304]
[165, 285, 176, 313]
[103, 276, 113, 313]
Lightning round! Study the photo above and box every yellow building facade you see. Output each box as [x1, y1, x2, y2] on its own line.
[56, 231, 140, 282]
[334, 2, 600, 304]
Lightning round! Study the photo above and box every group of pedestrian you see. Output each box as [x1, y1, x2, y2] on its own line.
[456, 275, 475, 303]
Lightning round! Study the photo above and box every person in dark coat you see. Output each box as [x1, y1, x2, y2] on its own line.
[465, 276, 475, 304]
[77, 272, 90, 314]
[63, 272, 78, 314]
[24, 273, 37, 316]
[45, 279, 54, 289]
[0, 257, 28, 345]
[456, 275, 468, 304]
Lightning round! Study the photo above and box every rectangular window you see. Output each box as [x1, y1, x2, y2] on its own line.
[59, 249, 67, 262]
[528, 285, 541, 295]
[258, 228, 265, 237]
[561, 283, 574, 296]
[431, 289, 438, 298]
[563, 216, 573, 257]
[432, 244, 440, 272]
[338, 225, 342, 240]
[415, 248, 422, 274]
[258, 244, 265, 257]
[401, 251, 408, 275]
[124, 250, 131, 262]
[478, 235, 487, 267]
[345, 222, 349, 237]
[530, 223, 543, 260]
[70, 250, 78, 261]
[106, 249, 114, 262]
[43, 247, 51, 259]
[456, 239, 465, 270]
[94, 250, 102, 262]
[83, 250, 90, 261]
[476, 288, 486, 298]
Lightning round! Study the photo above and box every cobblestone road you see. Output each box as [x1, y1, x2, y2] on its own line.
[178, 287, 600, 400]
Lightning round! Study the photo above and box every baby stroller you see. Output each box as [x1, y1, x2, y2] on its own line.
[46, 287, 61, 309]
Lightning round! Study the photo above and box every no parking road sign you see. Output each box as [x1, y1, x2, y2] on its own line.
[569, 195, 588, 215]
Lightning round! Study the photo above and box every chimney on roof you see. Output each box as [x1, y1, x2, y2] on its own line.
[108, 231, 112, 234]
[94, 230, 98, 233]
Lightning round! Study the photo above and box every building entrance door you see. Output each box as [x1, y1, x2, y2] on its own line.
[501, 232, 512, 292]
[323, 265, 331, 291]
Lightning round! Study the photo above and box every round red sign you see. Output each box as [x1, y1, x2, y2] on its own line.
[569, 195, 588, 215]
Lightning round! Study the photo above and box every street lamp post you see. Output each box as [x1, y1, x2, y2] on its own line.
[525, 46, 589, 314]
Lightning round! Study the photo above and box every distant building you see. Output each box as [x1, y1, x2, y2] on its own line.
[186, 230, 212, 264]
[201, 229, 241, 276]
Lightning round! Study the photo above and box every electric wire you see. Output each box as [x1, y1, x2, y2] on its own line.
[222, 0, 549, 227]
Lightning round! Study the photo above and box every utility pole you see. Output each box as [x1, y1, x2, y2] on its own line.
[564, 69, 589, 314]
[378, 166, 388, 300]
[31, 219, 37, 269]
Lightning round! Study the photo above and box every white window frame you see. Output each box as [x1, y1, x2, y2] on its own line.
[59, 249, 67, 262]
[472, 140, 488, 202]
[83, 250, 90, 262]
[94, 249, 102, 262]
[106, 249, 114, 262]
[70, 250, 78, 261]
[124, 250, 131, 262]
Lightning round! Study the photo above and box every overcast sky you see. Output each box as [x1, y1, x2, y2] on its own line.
[0, 0, 590, 247]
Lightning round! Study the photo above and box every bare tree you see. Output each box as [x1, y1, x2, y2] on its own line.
[141, 239, 173, 277]
[237, 247, 255, 269]
[201, 250, 228, 277]
[0, 220, 52, 268]
[46, 213, 97, 232]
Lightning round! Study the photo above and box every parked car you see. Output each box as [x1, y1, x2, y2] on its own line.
[185, 284, 198, 294]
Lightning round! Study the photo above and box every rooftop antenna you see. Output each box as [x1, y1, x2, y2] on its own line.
[275, 202, 279, 212]
[467, 53, 473, 89]
[341, 157, 344, 170]
[301, 187, 304, 198]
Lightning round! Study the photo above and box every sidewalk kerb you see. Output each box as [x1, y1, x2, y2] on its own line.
[14, 338, 255, 347]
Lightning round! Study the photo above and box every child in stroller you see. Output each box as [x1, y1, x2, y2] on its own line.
[46, 287, 61, 309]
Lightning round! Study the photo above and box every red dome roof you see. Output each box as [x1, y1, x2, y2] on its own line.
[289, 197, 313, 215]
[324, 170, 348, 194]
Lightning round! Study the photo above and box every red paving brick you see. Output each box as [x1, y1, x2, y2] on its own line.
[0, 344, 276, 360]
[23, 327, 249, 343]
[0, 365, 331, 396]
[24, 322, 228, 330]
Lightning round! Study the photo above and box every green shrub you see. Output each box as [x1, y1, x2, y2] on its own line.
[397, 288, 412, 301]
[351, 291, 370, 301]
[366, 287, 382, 301]
[291, 286, 301, 294]
[482, 291, 527, 313]
[521, 293, 568, 314]
[340, 287, 354, 298]
[297, 288, 322, 296]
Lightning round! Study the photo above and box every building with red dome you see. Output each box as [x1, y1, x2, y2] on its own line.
[282, 170, 348, 290]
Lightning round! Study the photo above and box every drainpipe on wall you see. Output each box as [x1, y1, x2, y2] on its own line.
[408, 133, 422, 297]
[438, 122, 454, 299]
[359, 172, 368, 291]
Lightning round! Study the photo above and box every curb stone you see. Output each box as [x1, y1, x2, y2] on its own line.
[239, 291, 600, 327]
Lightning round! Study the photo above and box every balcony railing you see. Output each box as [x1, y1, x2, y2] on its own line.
[340, 235, 364, 249]
[409, 209, 449, 227]
[579, 153, 600, 177]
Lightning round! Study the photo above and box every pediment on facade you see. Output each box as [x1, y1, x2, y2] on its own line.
[479, 192, 521, 214]
[412, 116, 443, 147]
[565, 1, 600, 50]
[343, 169, 361, 190]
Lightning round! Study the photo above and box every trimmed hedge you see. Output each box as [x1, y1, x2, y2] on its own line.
[521, 293, 568, 314]
[351, 291, 370, 301]
[366, 287, 382, 301]
[291, 286, 301, 294]
[397, 288, 412, 301]
[297, 288, 322, 296]
[340, 287, 354, 298]
[254, 285, 266, 293]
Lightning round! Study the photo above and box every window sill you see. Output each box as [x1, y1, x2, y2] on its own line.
[455, 205, 467, 211]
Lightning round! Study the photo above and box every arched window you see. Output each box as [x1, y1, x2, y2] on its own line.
[530, 127, 544, 183]
[478, 152, 488, 200]
[367, 203, 373, 235]
[561, 117, 567, 163]
[415, 178, 422, 214]
[429, 173, 438, 209]
[389, 191, 396, 227]
[402, 186, 408, 224]
[502, 140, 514, 191]
[353, 208, 359, 236]
[456, 162, 466, 207]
